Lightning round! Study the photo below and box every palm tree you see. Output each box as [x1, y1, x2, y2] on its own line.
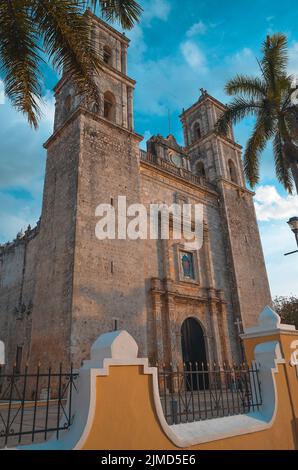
[0, 0, 142, 128]
[216, 34, 298, 194]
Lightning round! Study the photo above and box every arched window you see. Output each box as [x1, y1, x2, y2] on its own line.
[104, 91, 116, 122]
[103, 45, 112, 66]
[193, 122, 202, 140]
[195, 161, 206, 178]
[228, 159, 238, 183]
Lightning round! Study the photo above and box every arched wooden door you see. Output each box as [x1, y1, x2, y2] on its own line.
[181, 318, 208, 390]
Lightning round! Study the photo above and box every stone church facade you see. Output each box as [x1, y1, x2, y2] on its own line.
[0, 15, 271, 370]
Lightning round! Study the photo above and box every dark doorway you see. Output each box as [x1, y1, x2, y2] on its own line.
[181, 318, 208, 390]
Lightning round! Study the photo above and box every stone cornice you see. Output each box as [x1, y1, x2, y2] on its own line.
[217, 134, 243, 150]
[54, 64, 136, 95]
[152, 289, 209, 304]
[44, 107, 143, 149]
[185, 131, 242, 152]
[218, 177, 255, 196]
[151, 280, 225, 305]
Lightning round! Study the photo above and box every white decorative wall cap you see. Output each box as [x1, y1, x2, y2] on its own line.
[254, 341, 285, 369]
[242, 305, 296, 338]
[0, 341, 4, 365]
[83, 330, 139, 369]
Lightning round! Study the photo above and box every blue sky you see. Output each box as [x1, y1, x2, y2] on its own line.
[0, 0, 298, 297]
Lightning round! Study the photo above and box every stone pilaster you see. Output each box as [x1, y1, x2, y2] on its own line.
[151, 278, 164, 365]
[164, 280, 179, 368]
[217, 290, 233, 365]
[208, 288, 223, 365]
[203, 222, 216, 288]
[127, 87, 134, 131]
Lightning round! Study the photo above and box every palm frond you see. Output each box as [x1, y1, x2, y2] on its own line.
[215, 97, 261, 135]
[243, 114, 273, 187]
[0, 0, 43, 128]
[280, 77, 297, 111]
[262, 34, 288, 92]
[88, 0, 143, 29]
[33, 0, 102, 104]
[225, 75, 266, 99]
[273, 131, 293, 193]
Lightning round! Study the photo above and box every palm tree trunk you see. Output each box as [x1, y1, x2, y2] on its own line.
[291, 162, 298, 194]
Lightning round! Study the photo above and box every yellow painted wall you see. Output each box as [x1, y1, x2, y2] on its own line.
[81, 360, 298, 450]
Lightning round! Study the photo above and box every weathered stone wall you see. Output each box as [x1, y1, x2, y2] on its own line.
[28, 117, 82, 367]
[0, 230, 39, 367]
[219, 182, 272, 328]
[70, 114, 147, 367]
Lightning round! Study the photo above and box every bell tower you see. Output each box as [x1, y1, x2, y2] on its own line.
[180, 89, 245, 186]
[29, 13, 146, 367]
[53, 14, 134, 133]
[181, 90, 272, 329]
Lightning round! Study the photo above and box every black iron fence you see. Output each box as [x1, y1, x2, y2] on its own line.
[0, 364, 78, 448]
[158, 362, 262, 425]
[0, 360, 262, 447]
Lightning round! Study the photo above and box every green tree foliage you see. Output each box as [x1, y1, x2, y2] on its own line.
[273, 296, 298, 329]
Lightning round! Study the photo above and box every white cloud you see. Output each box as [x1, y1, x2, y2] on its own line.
[141, 0, 171, 24]
[227, 47, 256, 70]
[254, 185, 298, 222]
[180, 41, 206, 71]
[128, 26, 263, 129]
[186, 21, 207, 37]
